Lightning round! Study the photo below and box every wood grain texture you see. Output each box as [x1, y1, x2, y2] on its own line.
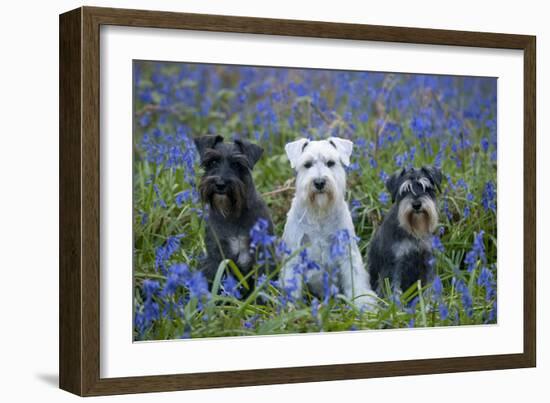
[523, 38, 536, 367]
[58, 6, 537, 396]
[59, 8, 82, 396]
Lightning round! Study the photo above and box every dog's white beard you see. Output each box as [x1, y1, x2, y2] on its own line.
[305, 183, 341, 215]
[309, 190, 333, 210]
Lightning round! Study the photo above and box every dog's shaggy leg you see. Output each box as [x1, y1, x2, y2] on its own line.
[339, 249, 378, 312]
[280, 256, 304, 303]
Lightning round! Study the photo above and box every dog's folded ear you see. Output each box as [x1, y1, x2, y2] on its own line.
[194, 135, 224, 160]
[386, 168, 406, 202]
[285, 138, 309, 169]
[234, 138, 264, 168]
[421, 166, 443, 192]
[328, 137, 354, 166]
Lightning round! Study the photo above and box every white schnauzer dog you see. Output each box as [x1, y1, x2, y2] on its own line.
[280, 137, 377, 311]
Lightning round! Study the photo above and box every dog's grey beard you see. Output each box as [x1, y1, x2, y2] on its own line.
[397, 196, 438, 238]
[198, 176, 246, 218]
[211, 194, 232, 218]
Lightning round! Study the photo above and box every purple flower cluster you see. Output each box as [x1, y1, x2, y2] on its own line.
[329, 229, 357, 261]
[455, 279, 473, 318]
[155, 234, 184, 273]
[249, 218, 276, 265]
[464, 230, 486, 272]
[134, 262, 212, 339]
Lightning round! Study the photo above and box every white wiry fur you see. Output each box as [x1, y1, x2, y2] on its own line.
[281, 137, 378, 311]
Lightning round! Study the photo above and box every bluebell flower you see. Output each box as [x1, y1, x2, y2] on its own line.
[464, 230, 486, 272]
[482, 181, 496, 212]
[249, 218, 275, 250]
[481, 137, 489, 153]
[439, 303, 449, 320]
[143, 279, 160, 300]
[139, 211, 148, 226]
[152, 184, 167, 209]
[134, 311, 146, 338]
[143, 300, 160, 325]
[275, 239, 292, 259]
[292, 248, 320, 277]
[186, 271, 210, 308]
[161, 263, 190, 297]
[378, 191, 390, 205]
[322, 270, 340, 304]
[155, 235, 184, 272]
[329, 229, 355, 261]
[456, 179, 467, 190]
[249, 218, 276, 265]
[456, 280, 473, 317]
[406, 296, 419, 313]
[257, 273, 268, 288]
[175, 190, 192, 207]
[139, 113, 151, 127]
[279, 277, 299, 306]
[434, 150, 443, 167]
[221, 273, 242, 299]
[431, 236, 445, 253]
[289, 82, 307, 97]
[350, 199, 361, 218]
[243, 315, 260, 329]
[442, 196, 453, 222]
[432, 275, 443, 299]
[477, 266, 496, 301]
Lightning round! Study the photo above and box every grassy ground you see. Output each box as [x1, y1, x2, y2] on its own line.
[133, 61, 497, 340]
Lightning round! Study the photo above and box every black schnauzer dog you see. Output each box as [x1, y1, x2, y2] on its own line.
[194, 135, 274, 291]
[368, 166, 443, 297]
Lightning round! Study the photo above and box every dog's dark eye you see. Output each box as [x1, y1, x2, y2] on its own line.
[327, 160, 335, 167]
[304, 161, 313, 169]
[231, 161, 245, 170]
[204, 159, 219, 169]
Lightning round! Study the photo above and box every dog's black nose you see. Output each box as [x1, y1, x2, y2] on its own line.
[313, 178, 326, 190]
[412, 200, 422, 211]
[215, 179, 227, 192]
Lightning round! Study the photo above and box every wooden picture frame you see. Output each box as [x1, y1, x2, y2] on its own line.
[59, 6, 536, 396]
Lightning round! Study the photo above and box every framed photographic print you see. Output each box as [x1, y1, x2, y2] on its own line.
[59, 6, 536, 396]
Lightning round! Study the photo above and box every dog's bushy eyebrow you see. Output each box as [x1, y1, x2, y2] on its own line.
[399, 179, 414, 195]
[229, 153, 251, 168]
[417, 177, 433, 191]
[201, 149, 223, 164]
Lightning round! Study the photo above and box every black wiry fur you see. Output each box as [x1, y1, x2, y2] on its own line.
[368, 166, 442, 296]
[194, 135, 274, 293]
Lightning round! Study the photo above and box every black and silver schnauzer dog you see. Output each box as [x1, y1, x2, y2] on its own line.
[194, 135, 274, 290]
[368, 166, 443, 296]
